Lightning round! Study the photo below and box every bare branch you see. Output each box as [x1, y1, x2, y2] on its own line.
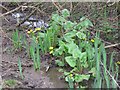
[104, 43, 120, 49]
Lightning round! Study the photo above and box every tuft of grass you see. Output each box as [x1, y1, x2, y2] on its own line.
[18, 57, 24, 79]
[4, 79, 17, 87]
[12, 30, 22, 50]
[29, 38, 41, 70]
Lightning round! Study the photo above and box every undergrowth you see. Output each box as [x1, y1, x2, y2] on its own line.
[10, 9, 119, 88]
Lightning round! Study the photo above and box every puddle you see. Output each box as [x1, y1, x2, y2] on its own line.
[46, 68, 68, 88]
[2, 51, 67, 88]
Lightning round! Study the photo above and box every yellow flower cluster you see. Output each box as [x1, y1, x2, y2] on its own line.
[27, 28, 41, 34]
[27, 29, 33, 34]
[49, 46, 53, 54]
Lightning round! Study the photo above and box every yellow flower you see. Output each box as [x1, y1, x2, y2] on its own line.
[27, 29, 33, 34]
[27, 31, 31, 34]
[35, 27, 41, 31]
[33, 28, 41, 33]
[49, 50, 53, 54]
[49, 47, 53, 50]
[117, 61, 120, 65]
[69, 74, 73, 77]
[91, 39, 95, 43]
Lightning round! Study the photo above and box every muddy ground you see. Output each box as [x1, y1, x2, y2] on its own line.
[1, 2, 119, 88]
[2, 36, 67, 88]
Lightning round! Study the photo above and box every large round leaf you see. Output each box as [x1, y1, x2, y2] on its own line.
[65, 56, 76, 67]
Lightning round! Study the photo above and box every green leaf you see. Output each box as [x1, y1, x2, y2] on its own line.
[55, 60, 64, 66]
[72, 49, 81, 58]
[64, 71, 70, 76]
[54, 47, 64, 56]
[61, 9, 70, 18]
[64, 36, 74, 43]
[65, 56, 76, 67]
[76, 32, 86, 39]
[63, 21, 75, 30]
[52, 14, 65, 25]
[74, 74, 90, 82]
[65, 76, 74, 82]
[54, 40, 66, 55]
[52, 14, 60, 22]
[66, 42, 81, 58]
[79, 17, 93, 28]
[89, 67, 96, 77]
[38, 32, 45, 38]
[79, 52, 87, 60]
[64, 30, 77, 38]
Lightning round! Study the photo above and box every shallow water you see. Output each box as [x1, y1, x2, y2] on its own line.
[42, 67, 68, 88]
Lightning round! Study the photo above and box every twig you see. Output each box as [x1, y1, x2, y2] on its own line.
[0, 6, 21, 17]
[100, 61, 120, 88]
[0, 4, 9, 12]
[52, 2, 61, 13]
[70, 2, 73, 13]
[104, 43, 120, 49]
[21, 5, 48, 16]
[0, 3, 27, 17]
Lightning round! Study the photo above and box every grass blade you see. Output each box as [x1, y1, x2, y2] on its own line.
[18, 57, 24, 79]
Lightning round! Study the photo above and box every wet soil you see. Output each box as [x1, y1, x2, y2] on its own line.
[1, 36, 67, 88]
[2, 52, 53, 88]
[1, 8, 68, 88]
[1, 2, 119, 88]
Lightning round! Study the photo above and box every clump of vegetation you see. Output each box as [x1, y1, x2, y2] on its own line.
[12, 30, 23, 50]
[49, 9, 119, 88]
[4, 79, 17, 87]
[10, 8, 119, 88]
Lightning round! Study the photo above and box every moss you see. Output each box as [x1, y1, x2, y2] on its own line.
[4, 79, 17, 87]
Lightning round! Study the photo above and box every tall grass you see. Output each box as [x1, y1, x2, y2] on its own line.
[29, 38, 41, 70]
[93, 37, 119, 88]
[93, 37, 102, 88]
